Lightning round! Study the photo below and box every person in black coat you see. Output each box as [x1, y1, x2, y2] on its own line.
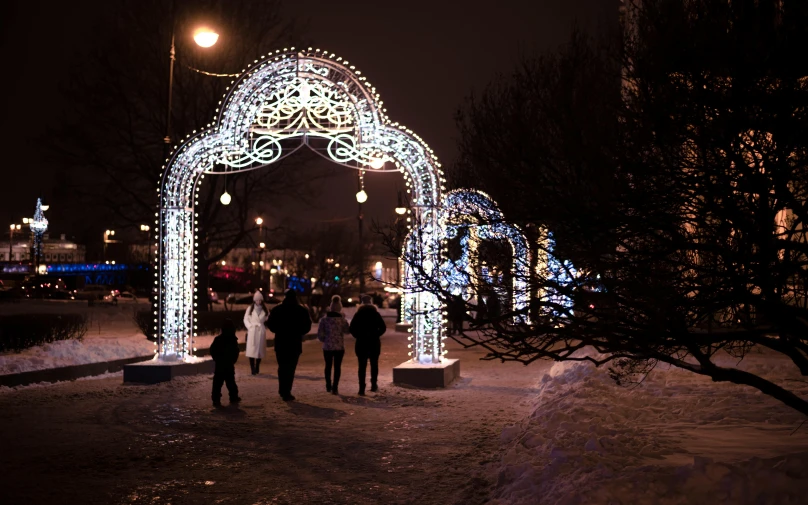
[447, 295, 466, 335]
[209, 319, 241, 407]
[267, 289, 312, 401]
[349, 295, 387, 395]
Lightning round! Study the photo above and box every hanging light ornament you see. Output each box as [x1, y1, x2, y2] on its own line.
[220, 173, 231, 205]
[356, 169, 368, 203]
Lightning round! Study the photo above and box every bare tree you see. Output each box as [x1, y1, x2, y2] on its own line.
[392, 0, 808, 416]
[48, 0, 331, 306]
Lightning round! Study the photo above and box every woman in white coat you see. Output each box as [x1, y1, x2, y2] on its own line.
[243, 290, 268, 375]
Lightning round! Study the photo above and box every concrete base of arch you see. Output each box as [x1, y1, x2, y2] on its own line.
[393, 359, 460, 389]
[123, 357, 214, 384]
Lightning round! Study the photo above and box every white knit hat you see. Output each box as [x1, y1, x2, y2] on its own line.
[253, 291, 264, 303]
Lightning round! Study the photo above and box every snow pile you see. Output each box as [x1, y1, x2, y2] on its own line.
[0, 330, 217, 375]
[0, 333, 152, 374]
[489, 351, 808, 505]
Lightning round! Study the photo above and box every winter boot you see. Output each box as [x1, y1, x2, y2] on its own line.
[255, 359, 261, 375]
[332, 385, 339, 395]
[370, 383, 378, 393]
[248, 358, 256, 375]
[358, 384, 365, 396]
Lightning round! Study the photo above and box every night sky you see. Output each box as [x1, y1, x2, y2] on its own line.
[0, 0, 614, 239]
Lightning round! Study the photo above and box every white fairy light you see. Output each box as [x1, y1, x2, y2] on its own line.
[157, 49, 444, 363]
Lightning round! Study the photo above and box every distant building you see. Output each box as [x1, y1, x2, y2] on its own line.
[0, 234, 85, 263]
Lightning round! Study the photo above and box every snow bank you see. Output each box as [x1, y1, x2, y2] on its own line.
[489, 350, 808, 505]
[0, 330, 216, 375]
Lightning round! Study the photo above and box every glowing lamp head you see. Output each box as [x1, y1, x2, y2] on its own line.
[193, 28, 219, 48]
[41, 205, 49, 211]
[369, 158, 384, 169]
[355, 190, 368, 203]
[395, 207, 407, 215]
[259, 242, 266, 249]
[255, 217, 263, 225]
[220, 191, 231, 205]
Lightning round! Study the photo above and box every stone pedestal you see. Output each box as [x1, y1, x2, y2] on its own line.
[394, 322, 412, 333]
[393, 359, 460, 388]
[123, 357, 215, 384]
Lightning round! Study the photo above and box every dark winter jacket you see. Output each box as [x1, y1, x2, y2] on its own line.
[268, 298, 312, 355]
[209, 331, 240, 372]
[349, 304, 386, 356]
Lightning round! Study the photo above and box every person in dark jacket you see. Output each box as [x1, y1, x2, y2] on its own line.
[268, 289, 312, 401]
[209, 319, 241, 407]
[349, 295, 387, 395]
[447, 295, 466, 335]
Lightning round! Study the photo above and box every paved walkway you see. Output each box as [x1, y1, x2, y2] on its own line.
[0, 332, 547, 505]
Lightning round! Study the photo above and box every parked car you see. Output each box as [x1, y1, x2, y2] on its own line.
[103, 291, 138, 305]
[75, 285, 108, 301]
[46, 290, 76, 300]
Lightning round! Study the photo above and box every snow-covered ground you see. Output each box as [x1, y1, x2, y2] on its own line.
[489, 349, 808, 505]
[0, 301, 396, 376]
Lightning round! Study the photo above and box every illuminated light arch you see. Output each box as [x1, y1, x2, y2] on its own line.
[156, 48, 445, 361]
[439, 189, 532, 324]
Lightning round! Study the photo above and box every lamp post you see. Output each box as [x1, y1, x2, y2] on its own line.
[104, 229, 116, 262]
[140, 225, 151, 262]
[163, 5, 219, 160]
[356, 170, 368, 295]
[8, 224, 21, 262]
[255, 217, 264, 286]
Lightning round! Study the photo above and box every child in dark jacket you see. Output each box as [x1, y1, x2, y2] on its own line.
[209, 319, 241, 407]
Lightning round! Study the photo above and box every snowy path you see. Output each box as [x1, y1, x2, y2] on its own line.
[0, 333, 544, 505]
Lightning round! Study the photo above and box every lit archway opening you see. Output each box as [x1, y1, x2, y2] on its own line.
[439, 189, 532, 325]
[155, 48, 445, 361]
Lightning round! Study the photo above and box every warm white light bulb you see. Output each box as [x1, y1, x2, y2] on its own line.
[356, 190, 368, 203]
[369, 158, 384, 169]
[220, 191, 231, 205]
[193, 28, 219, 48]
[395, 207, 407, 215]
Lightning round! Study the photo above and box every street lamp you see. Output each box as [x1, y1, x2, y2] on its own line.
[8, 224, 21, 262]
[164, 11, 220, 157]
[256, 217, 265, 287]
[104, 229, 116, 261]
[193, 27, 219, 48]
[356, 170, 367, 294]
[140, 225, 151, 263]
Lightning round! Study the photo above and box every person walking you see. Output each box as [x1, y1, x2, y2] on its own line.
[268, 289, 312, 401]
[209, 319, 241, 407]
[243, 290, 268, 375]
[447, 294, 466, 335]
[317, 295, 349, 395]
[349, 295, 387, 395]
